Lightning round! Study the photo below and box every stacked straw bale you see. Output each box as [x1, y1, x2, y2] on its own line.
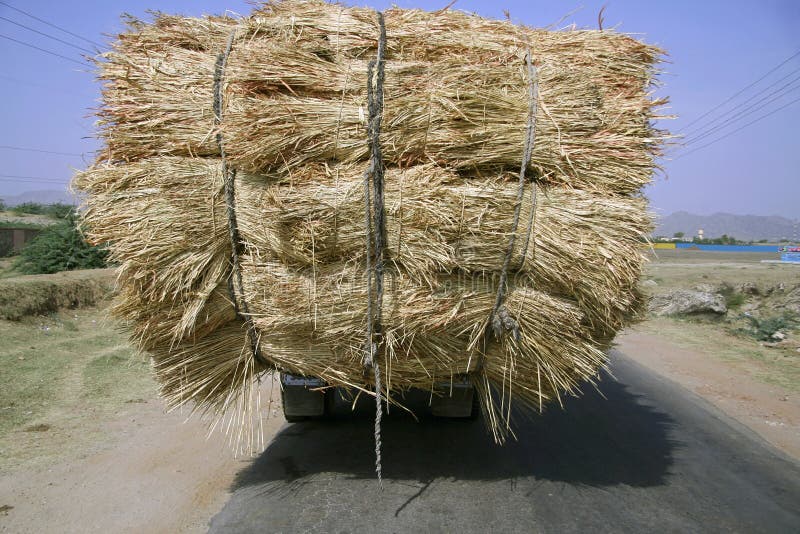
[75, 0, 666, 447]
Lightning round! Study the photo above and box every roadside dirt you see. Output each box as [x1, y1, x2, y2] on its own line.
[618, 325, 800, 460]
[0, 382, 285, 534]
[633, 249, 800, 460]
[0, 211, 57, 227]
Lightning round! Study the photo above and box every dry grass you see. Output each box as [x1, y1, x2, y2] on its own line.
[0, 269, 115, 320]
[0, 305, 153, 472]
[235, 163, 651, 340]
[76, 0, 667, 448]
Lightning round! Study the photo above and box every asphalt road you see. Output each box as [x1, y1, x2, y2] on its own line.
[209, 351, 800, 533]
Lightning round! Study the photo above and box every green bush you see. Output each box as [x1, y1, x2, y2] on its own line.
[14, 214, 107, 274]
[725, 292, 746, 309]
[9, 202, 75, 219]
[43, 203, 76, 219]
[740, 313, 797, 341]
[11, 202, 46, 215]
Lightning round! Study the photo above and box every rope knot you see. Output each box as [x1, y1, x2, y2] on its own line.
[491, 305, 521, 342]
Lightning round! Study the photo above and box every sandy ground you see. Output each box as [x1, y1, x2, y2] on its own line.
[0, 383, 285, 534]
[0, 212, 58, 227]
[617, 329, 800, 460]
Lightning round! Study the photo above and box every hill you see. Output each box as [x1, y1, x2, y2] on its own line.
[655, 211, 798, 242]
[0, 190, 78, 207]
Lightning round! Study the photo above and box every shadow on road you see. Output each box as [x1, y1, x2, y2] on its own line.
[233, 369, 678, 492]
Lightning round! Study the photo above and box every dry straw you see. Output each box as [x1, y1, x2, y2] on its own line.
[76, 0, 667, 449]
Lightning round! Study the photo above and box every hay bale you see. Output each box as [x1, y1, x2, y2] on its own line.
[234, 163, 650, 338]
[97, 0, 666, 193]
[76, 0, 667, 447]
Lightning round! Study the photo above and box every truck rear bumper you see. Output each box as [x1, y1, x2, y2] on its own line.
[280, 373, 478, 420]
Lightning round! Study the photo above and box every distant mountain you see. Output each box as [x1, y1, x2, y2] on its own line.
[0, 189, 79, 207]
[655, 211, 799, 242]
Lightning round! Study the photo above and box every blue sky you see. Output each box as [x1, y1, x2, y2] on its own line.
[0, 0, 798, 218]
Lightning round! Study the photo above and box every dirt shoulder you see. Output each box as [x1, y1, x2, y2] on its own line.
[618, 320, 800, 462]
[0, 303, 285, 534]
[0, 397, 271, 534]
[626, 250, 800, 460]
[0, 362, 284, 534]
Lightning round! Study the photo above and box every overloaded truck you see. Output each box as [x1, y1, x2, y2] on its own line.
[76, 0, 664, 450]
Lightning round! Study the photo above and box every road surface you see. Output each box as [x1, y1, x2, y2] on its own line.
[209, 351, 800, 533]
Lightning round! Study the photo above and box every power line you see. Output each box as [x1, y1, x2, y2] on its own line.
[678, 48, 800, 133]
[0, 145, 85, 157]
[0, 32, 86, 66]
[682, 64, 800, 140]
[675, 94, 800, 160]
[0, 1, 102, 48]
[0, 15, 93, 54]
[683, 75, 800, 147]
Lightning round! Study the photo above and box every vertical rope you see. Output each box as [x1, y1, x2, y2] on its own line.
[370, 13, 388, 335]
[363, 12, 387, 486]
[489, 48, 538, 341]
[517, 178, 539, 271]
[473, 47, 538, 382]
[213, 29, 269, 368]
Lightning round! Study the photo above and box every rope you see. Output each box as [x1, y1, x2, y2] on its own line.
[517, 176, 539, 271]
[486, 48, 539, 351]
[362, 11, 387, 487]
[213, 29, 269, 368]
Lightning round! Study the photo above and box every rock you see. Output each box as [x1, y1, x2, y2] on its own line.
[771, 331, 787, 341]
[649, 290, 727, 317]
[764, 283, 786, 296]
[737, 282, 761, 296]
[692, 283, 716, 293]
[784, 285, 800, 315]
[641, 279, 658, 288]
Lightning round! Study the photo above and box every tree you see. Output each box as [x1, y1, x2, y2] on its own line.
[673, 231, 685, 239]
[0, 198, 6, 212]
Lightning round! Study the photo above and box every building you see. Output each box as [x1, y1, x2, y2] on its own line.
[0, 227, 41, 256]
